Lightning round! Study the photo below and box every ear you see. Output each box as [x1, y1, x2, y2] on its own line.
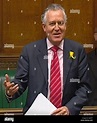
[42, 23, 46, 32]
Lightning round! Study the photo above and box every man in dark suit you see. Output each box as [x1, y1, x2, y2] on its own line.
[4, 3, 91, 115]
[86, 30, 97, 105]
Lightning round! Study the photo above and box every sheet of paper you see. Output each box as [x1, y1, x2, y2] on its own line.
[25, 93, 57, 115]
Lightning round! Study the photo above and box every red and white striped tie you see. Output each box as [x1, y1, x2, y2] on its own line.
[50, 46, 62, 108]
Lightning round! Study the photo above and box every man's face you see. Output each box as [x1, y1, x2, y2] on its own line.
[42, 10, 66, 45]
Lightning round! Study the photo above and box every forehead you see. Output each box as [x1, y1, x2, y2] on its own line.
[46, 10, 64, 21]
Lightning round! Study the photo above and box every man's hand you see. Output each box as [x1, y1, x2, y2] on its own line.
[4, 74, 19, 97]
[51, 106, 70, 115]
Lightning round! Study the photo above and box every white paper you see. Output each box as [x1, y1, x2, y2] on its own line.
[25, 93, 57, 115]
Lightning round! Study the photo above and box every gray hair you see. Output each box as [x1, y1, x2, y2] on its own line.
[41, 3, 67, 24]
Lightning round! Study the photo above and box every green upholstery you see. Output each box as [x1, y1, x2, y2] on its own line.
[0, 69, 27, 108]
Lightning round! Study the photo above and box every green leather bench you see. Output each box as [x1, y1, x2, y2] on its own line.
[0, 69, 27, 108]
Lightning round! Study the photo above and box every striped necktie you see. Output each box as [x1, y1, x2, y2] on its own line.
[50, 46, 62, 108]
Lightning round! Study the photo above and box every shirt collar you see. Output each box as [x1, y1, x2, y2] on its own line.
[46, 38, 64, 50]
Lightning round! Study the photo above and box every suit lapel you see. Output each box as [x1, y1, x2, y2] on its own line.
[37, 39, 48, 83]
[63, 39, 73, 86]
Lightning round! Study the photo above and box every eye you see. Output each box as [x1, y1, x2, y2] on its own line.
[48, 21, 65, 27]
[49, 22, 56, 26]
[58, 21, 64, 25]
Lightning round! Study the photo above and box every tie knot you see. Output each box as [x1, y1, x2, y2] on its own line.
[51, 46, 59, 52]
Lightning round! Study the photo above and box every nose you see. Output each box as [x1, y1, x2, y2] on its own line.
[54, 22, 60, 30]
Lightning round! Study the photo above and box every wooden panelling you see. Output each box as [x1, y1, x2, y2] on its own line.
[0, 57, 18, 70]
[0, 108, 23, 115]
[0, 0, 96, 62]
[94, 0, 97, 28]
[80, 106, 97, 115]
[0, 0, 3, 50]
[54, 0, 94, 53]
[0, 0, 53, 57]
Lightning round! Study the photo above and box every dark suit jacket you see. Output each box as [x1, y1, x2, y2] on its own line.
[10, 38, 91, 115]
[86, 49, 97, 105]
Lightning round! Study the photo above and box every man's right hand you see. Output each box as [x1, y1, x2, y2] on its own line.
[4, 74, 19, 97]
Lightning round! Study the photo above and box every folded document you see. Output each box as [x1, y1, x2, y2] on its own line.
[25, 93, 57, 115]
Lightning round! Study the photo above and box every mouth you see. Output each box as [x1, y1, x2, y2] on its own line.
[53, 33, 61, 37]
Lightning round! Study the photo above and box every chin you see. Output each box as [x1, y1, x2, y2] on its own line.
[54, 38, 62, 42]
[52, 40, 62, 45]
